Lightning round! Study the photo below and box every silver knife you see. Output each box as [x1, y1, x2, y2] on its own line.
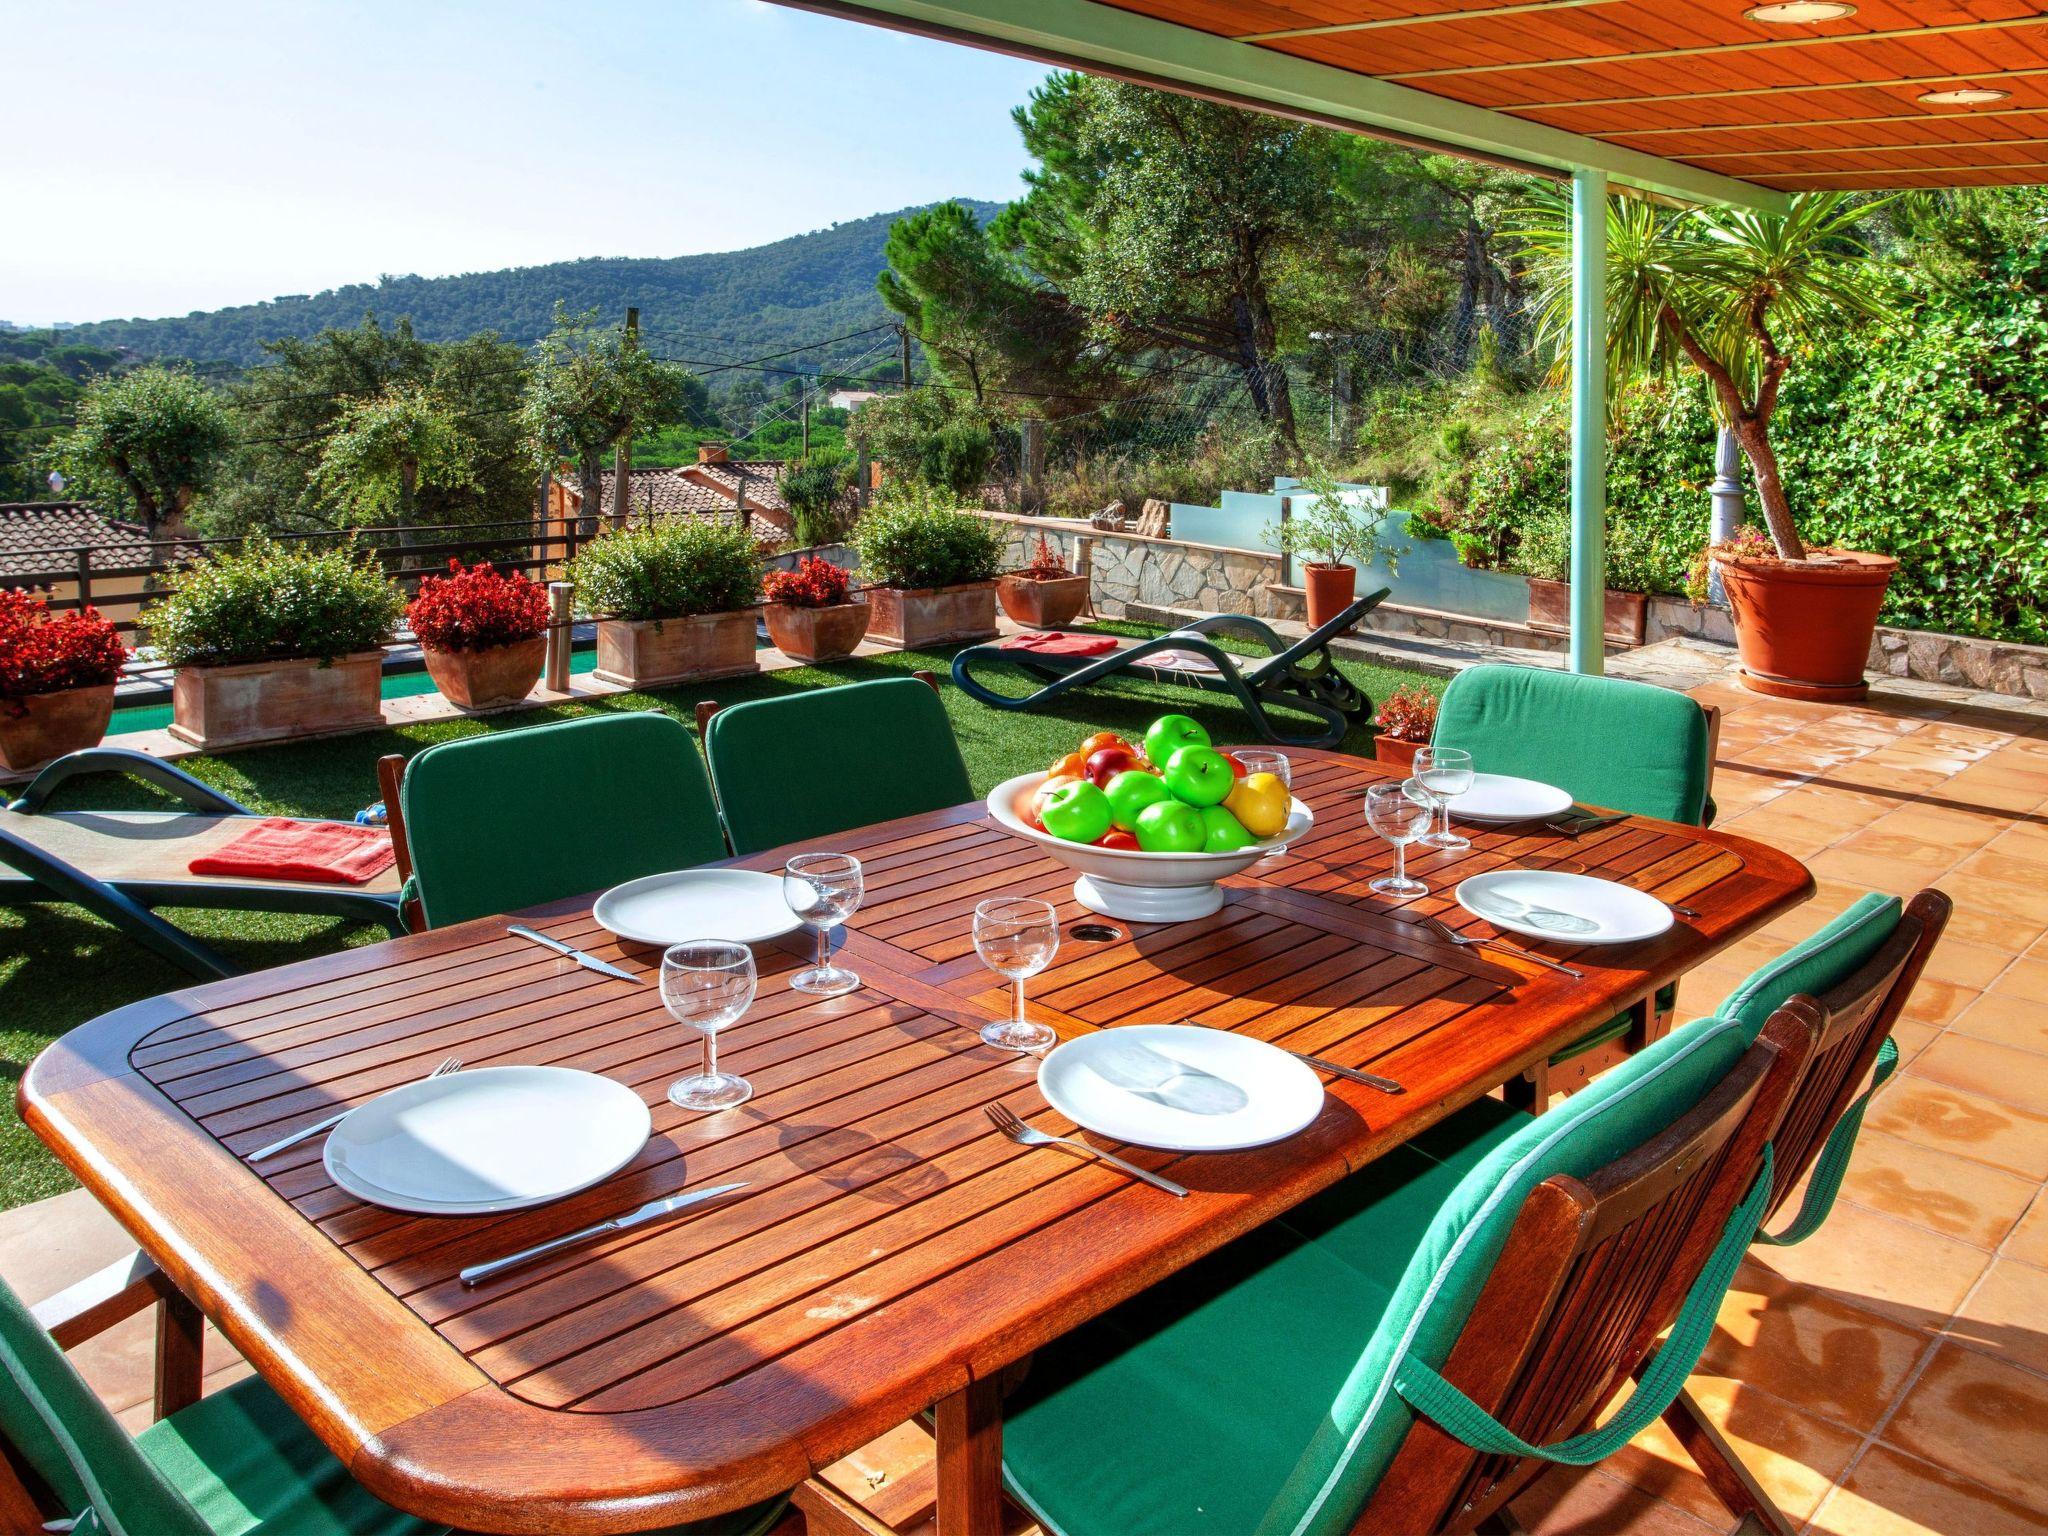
[1291, 1052, 1404, 1095]
[459, 1183, 748, 1287]
[507, 924, 638, 982]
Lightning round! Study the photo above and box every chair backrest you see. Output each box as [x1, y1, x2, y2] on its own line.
[1719, 888, 1949, 1223]
[0, 1275, 210, 1535]
[1271, 1007, 1812, 1536]
[703, 676, 973, 856]
[1433, 663, 1714, 825]
[399, 712, 727, 929]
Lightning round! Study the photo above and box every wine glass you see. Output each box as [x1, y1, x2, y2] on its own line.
[784, 853, 862, 996]
[1365, 780, 1433, 898]
[1234, 748, 1293, 858]
[660, 941, 758, 1110]
[1413, 746, 1475, 851]
[972, 897, 1060, 1053]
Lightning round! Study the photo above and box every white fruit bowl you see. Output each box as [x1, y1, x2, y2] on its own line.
[986, 771, 1312, 924]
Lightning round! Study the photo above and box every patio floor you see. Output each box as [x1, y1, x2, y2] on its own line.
[4, 669, 2046, 1534]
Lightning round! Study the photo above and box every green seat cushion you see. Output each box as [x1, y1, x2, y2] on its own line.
[1718, 893, 1902, 1041]
[401, 712, 727, 928]
[1433, 664, 1712, 826]
[134, 1376, 791, 1536]
[1545, 982, 1673, 1069]
[705, 678, 973, 856]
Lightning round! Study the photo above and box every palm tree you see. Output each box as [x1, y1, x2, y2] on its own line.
[1517, 189, 1897, 561]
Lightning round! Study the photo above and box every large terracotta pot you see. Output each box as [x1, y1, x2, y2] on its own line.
[1527, 576, 1647, 647]
[1373, 734, 1423, 772]
[997, 572, 1090, 631]
[1714, 549, 1898, 702]
[594, 611, 759, 688]
[865, 581, 998, 649]
[765, 600, 871, 664]
[422, 636, 545, 711]
[170, 652, 384, 751]
[0, 683, 116, 774]
[1303, 564, 1357, 630]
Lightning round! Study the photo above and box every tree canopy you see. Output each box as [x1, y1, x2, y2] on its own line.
[52, 364, 233, 538]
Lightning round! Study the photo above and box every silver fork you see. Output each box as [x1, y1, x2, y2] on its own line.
[1412, 916, 1585, 980]
[985, 1102, 1187, 1198]
[246, 1057, 463, 1164]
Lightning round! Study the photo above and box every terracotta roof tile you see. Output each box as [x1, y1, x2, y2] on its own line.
[0, 503, 168, 581]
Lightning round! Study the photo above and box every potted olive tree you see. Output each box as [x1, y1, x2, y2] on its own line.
[1521, 190, 1900, 700]
[997, 533, 1091, 630]
[1266, 464, 1402, 629]
[407, 559, 552, 710]
[570, 517, 763, 687]
[851, 492, 1003, 648]
[0, 591, 128, 772]
[762, 555, 869, 663]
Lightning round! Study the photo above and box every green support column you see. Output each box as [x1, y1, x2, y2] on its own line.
[1569, 167, 1608, 677]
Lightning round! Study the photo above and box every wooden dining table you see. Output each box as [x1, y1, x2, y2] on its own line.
[22, 746, 1812, 1536]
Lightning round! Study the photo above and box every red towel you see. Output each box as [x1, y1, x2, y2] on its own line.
[1000, 631, 1119, 657]
[189, 819, 396, 885]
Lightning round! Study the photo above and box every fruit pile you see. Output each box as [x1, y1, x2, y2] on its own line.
[1023, 714, 1293, 853]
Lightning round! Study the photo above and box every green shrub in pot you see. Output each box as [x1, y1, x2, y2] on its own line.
[147, 537, 404, 666]
[852, 493, 1003, 591]
[568, 517, 763, 621]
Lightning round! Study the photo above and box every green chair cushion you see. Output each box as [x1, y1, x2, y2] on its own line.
[1003, 1015, 1752, 1536]
[400, 713, 727, 928]
[1433, 664, 1712, 827]
[704, 678, 973, 856]
[1718, 893, 1902, 1041]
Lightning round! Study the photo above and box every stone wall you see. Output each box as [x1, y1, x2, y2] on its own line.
[982, 512, 1285, 620]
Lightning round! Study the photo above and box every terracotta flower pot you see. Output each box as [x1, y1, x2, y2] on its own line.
[594, 612, 759, 688]
[997, 571, 1090, 631]
[1713, 549, 1898, 702]
[422, 636, 545, 711]
[1526, 576, 1647, 647]
[0, 683, 116, 774]
[1373, 734, 1423, 772]
[1303, 564, 1357, 630]
[170, 652, 384, 751]
[865, 582, 998, 649]
[765, 600, 871, 664]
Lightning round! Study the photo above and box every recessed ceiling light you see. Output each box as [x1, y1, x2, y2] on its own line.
[1745, 1, 1856, 21]
[1918, 87, 2013, 106]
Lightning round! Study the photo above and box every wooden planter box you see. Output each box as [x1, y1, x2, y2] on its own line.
[1527, 576, 1647, 647]
[594, 612, 759, 688]
[1373, 734, 1423, 772]
[865, 582, 998, 649]
[170, 652, 384, 751]
[0, 684, 116, 774]
[422, 637, 546, 711]
[764, 601, 870, 664]
[998, 571, 1090, 631]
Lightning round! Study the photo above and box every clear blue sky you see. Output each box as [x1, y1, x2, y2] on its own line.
[3, 0, 1050, 325]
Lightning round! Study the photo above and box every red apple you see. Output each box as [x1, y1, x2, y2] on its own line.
[1084, 746, 1141, 787]
[1097, 828, 1141, 851]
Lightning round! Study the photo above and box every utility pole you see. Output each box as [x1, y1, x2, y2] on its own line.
[612, 306, 639, 529]
[800, 379, 811, 458]
[898, 325, 913, 389]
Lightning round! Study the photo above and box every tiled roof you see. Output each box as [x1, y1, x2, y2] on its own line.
[560, 464, 805, 531]
[0, 503, 167, 581]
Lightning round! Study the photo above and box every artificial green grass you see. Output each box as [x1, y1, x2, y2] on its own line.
[0, 630, 1439, 1210]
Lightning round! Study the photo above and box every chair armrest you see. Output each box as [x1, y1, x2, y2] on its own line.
[11, 749, 252, 816]
[31, 1250, 173, 1349]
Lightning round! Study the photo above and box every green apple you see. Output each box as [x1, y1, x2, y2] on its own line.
[1199, 805, 1256, 853]
[1142, 713, 1210, 769]
[1104, 769, 1173, 832]
[1134, 799, 1205, 853]
[1161, 745, 1236, 808]
[1039, 779, 1113, 844]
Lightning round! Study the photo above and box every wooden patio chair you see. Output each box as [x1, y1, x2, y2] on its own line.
[949, 587, 1392, 749]
[0, 748, 405, 981]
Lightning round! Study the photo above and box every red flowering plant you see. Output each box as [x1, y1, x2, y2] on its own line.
[0, 590, 128, 717]
[762, 555, 854, 610]
[1016, 533, 1073, 580]
[405, 560, 551, 654]
[1372, 685, 1439, 745]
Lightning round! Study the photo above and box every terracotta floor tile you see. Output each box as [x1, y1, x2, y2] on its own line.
[1835, 827, 1966, 871]
[1882, 1342, 2048, 1511]
[1938, 872, 2048, 925]
[1865, 1076, 2048, 1179]
[1992, 956, 2048, 1004]
[1954, 847, 2048, 888]
[1744, 1202, 1990, 1331]
[1826, 1129, 2037, 1249]
[1697, 1262, 1930, 1433]
[1811, 1444, 2048, 1536]
[1952, 992, 2048, 1057]
[1923, 938, 2024, 991]
[1806, 849, 1941, 898]
[1931, 899, 2048, 954]
[1910, 1033, 2048, 1115]
[1508, 1465, 1724, 1536]
[1949, 1257, 2048, 1379]
[1874, 805, 2018, 848]
[2004, 1195, 2048, 1270]
[1886, 1018, 1940, 1069]
[1898, 977, 1980, 1028]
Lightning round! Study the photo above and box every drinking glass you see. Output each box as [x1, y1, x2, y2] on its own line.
[1365, 780, 1433, 898]
[661, 941, 758, 1110]
[1413, 746, 1475, 851]
[784, 853, 862, 996]
[1234, 748, 1293, 856]
[972, 897, 1060, 1053]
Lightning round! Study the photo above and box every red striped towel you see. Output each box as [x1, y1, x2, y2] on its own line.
[189, 819, 396, 885]
[1000, 631, 1119, 657]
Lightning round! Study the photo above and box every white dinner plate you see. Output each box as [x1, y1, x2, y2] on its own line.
[1449, 772, 1575, 824]
[1038, 1024, 1325, 1153]
[325, 1065, 651, 1215]
[593, 869, 801, 948]
[1456, 869, 1674, 947]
